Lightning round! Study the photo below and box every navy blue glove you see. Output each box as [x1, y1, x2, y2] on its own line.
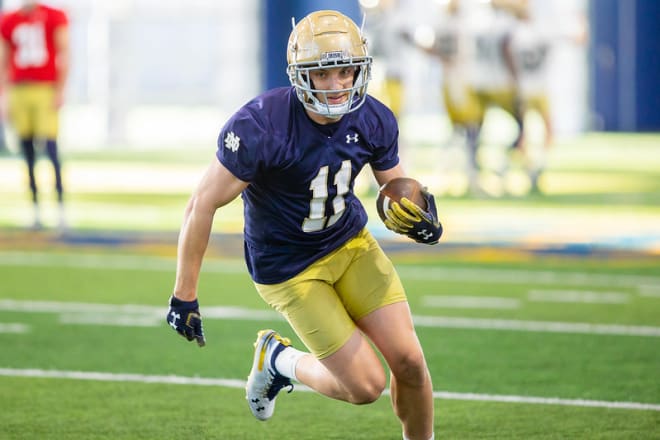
[384, 189, 443, 245]
[166, 295, 206, 347]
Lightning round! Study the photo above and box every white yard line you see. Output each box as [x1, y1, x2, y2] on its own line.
[0, 323, 29, 333]
[413, 316, 660, 337]
[1, 300, 659, 337]
[639, 284, 660, 298]
[0, 252, 244, 273]
[0, 368, 657, 411]
[528, 289, 630, 304]
[422, 295, 521, 309]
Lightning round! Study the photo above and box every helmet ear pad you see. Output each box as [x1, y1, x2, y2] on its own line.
[353, 66, 365, 89]
[306, 76, 316, 104]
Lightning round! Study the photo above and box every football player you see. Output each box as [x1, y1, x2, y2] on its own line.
[360, 0, 407, 119]
[401, 0, 486, 194]
[470, 0, 524, 149]
[166, 10, 441, 440]
[506, 1, 551, 192]
[0, 0, 69, 229]
[506, 0, 589, 193]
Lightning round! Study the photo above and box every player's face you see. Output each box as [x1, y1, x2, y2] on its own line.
[309, 66, 357, 106]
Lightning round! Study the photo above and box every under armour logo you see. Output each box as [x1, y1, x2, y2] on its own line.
[168, 311, 180, 329]
[224, 131, 240, 152]
[417, 229, 433, 241]
[345, 133, 359, 144]
[251, 398, 265, 412]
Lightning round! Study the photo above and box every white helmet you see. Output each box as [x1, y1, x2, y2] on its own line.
[287, 10, 372, 118]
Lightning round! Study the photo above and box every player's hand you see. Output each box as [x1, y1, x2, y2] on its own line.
[384, 189, 442, 245]
[166, 295, 206, 347]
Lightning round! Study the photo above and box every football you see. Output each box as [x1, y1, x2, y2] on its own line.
[376, 177, 427, 222]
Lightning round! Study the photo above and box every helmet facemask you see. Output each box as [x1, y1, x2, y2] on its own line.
[287, 11, 373, 119]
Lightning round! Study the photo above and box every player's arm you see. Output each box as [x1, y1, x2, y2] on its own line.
[0, 38, 10, 115]
[53, 23, 70, 108]
[167, 159, 248, 346]
[174, 158, 248, 300]
[373, 163, 405, 187]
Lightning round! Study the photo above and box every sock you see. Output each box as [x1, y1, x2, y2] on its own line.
[274, 345, 306, 382]
[33, 203, 41, 224]
[58, 201, 67, 229]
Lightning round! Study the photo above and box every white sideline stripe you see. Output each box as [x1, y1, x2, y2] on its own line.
[2, 251, 659, 288]
[528, 290, 630, 304]
[0, 368, 245, 388]
[0, 368, 657, 412]
[432, 391, 660, 411]
[0, 252, 245, 273]
[0, 323, 29, 333]
[413, 316, 660, 337]
[2, 300, 659, 337]
[59, 314, 162, 327]
[422, 295, 520, 309]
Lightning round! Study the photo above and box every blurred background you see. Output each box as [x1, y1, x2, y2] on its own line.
[0, 0, 658, 254]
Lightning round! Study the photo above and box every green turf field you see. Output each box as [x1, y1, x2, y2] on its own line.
[0, 249, 658, 439]
[0, 131, 659, 438]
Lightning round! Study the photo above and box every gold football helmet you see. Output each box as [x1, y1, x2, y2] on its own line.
[287, 10, 372, 118]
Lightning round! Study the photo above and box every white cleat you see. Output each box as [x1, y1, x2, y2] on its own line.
[245, 329, 294, 421]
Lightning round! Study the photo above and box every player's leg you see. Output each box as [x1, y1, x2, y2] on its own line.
[18, 138, 38, 203]
[19, 137, 40, 227]
[44, 139, 67, 229]
[460, 89, 486, 195]
[359, 302, 434, 440]
[330, 230, 433, 439]
[44, 140, 64, 203]
[37, 84, 66, 229]
[508, 90, 525, 150]
[335, 230, 434, 440]
[8, 85, 41, 227]
[532, 96, 553, 193]
[465, 123, 481, 191]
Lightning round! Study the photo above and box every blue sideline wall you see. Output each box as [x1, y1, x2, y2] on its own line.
[262, 0, 362, 91]
[590, 0, 660, 131]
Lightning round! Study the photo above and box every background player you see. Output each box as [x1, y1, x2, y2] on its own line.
[506, 0, 589, 193]
[0, 0, 69, 230]
[360, 0, 407, 120]
[401, 0, 486, 195]
[165, 10, 441, 440]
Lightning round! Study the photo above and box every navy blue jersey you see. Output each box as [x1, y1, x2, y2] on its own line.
[216, 87, 399, 284]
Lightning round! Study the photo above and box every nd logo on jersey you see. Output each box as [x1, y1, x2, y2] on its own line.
[224, 131, 240, 152]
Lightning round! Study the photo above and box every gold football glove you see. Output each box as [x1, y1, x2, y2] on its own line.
[384, 195, 443, 245]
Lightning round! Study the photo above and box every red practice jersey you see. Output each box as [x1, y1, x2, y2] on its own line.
[0, 4, 67, 83]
